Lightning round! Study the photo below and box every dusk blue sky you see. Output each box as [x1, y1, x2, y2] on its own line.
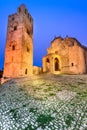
[0, 0, 87, 69]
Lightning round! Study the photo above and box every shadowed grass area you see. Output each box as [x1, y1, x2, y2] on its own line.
[64, 114, 74, 127]
[37, 114, 54, 129]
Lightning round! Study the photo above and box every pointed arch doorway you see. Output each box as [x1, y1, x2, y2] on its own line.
[55, 58, 60, 71]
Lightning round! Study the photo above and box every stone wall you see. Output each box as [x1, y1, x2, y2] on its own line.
[3, 4, 33, 78]
[33, 66, 42, 75]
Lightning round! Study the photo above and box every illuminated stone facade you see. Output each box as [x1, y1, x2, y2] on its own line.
[3, 4, 33, 77]
[43, 36, 87, 74]
[3, 4, 87, 78]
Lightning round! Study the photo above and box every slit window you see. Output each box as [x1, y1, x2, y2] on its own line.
[27, 47, 30, 52]
[12, 45, 15, 50]
[25, 69, 28, 75]
[71, 63, 74, 66]
[27, 29, 30, 35]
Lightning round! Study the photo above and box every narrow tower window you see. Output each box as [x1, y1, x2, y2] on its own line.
[25, 69, 28, 75]
[71, 63, 74, 66]
[12, 45, 15, 50]
[27, 47, 30, 52]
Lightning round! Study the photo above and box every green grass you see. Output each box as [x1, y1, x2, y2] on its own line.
[18, 88, 24, 91]
[24, 124, 35, 130]
[37, 114, 54, 128]
[64, 114, 74, 127]
[29, 108, 37, 113]
[9, 109, 19, 120]
[49, 93, 56, 96]
[77, 81, 86, 85]
[43, 86, 52, 92]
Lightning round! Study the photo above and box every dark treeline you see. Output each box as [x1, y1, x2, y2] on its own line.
[0, 70, 3, 78]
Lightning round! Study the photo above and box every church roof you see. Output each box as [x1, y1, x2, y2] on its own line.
[51, 36, 63, 43]
[50, 36, 87, 49]
[65, 37, 87, 49]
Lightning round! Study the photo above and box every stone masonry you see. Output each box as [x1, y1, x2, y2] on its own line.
[43, 36, 87, 74]
[3, 4, 87, 78]
[3, 4, 33, 77]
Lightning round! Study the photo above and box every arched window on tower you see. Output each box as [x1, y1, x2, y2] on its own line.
[14, 26, 17, 31]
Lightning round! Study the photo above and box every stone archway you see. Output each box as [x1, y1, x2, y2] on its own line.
[55, 58, 60, 71]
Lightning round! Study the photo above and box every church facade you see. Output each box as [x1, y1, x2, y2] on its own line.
[42, 36, 87, 74]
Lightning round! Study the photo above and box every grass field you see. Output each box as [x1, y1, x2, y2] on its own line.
[0, 74, 87, 130]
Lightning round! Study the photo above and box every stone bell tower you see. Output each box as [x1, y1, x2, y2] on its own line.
[3, 4, 33, 77]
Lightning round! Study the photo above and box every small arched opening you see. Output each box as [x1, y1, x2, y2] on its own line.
[46, 58, 50, 63]
[14, 26, 17, 31]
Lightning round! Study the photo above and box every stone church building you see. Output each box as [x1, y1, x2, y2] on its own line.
[43, 36, 87, 74]
[3, 4, 87, 78]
